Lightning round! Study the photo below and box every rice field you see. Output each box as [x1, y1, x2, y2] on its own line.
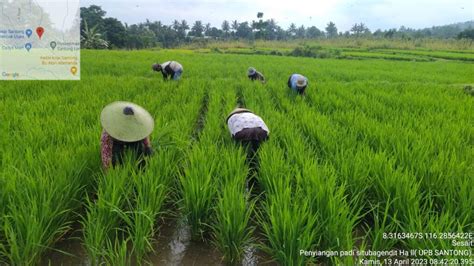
[0, 49, 473, 265]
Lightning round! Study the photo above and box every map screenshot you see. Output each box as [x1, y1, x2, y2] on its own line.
[0, 0, 80, 80]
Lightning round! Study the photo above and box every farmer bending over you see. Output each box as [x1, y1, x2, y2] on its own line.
[227, 108, 269, 153]
[288, 73, 308, 95]
[100, 101, 154, 169]
[247, 67, 266, 83]
[152, 61, 183, 80]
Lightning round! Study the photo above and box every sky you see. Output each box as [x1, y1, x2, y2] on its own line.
[79, 0, 474, 31]
[35, 0, 81, 30]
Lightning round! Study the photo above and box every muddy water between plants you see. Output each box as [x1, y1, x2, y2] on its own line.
[41, 220, 276, 266]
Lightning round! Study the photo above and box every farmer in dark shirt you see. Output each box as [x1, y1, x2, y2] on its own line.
[100, 101, 154, 169]
[152, 61, 183, 80]
[247, 67, 266, 83]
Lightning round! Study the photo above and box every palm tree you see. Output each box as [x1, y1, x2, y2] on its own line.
[231, 20, 239, 32]
[172, 20, 180, 31]
[205, 23, 211, 36]
[180, 20, 190, 32]
[222, 20, 230, 35]
[81, 20, 109, 49]
[190, 21, 204, 37]
[231, 20, 239, 38]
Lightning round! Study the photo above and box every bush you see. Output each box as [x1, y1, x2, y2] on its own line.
[269, 50, 283, 56]
[457, 29, 474, 40]
[289, 45, 340, 59]
[211, 47, 223, 53]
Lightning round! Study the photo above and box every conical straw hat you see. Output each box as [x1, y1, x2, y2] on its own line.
[100, 101, 154, 142]
[226, 108, 252, 123]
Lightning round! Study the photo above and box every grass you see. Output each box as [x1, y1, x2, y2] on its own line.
[180, 38, 474, 51]
[183, 38, 474, 62]
[0, 47, 472, 265]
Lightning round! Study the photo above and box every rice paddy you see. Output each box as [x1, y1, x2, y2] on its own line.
[0, 48, 473, 265]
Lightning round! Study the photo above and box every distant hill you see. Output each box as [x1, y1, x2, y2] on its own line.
[422, 21, 474, 38]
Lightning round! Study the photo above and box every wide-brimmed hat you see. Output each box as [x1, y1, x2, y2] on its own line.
[226, 107, 252, 123]
[100, 101, 154, 142]
[296, 76, 307, 87]
[247, 67, 256, 76]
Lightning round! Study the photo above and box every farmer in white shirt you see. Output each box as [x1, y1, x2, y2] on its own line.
[152, 61, 183, 80]
[227, 108, 269, 152]
[288, 73, 308, 95]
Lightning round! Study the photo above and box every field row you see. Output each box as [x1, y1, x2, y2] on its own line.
[195, 45, 474, 62]
[0, 50, 472, 265]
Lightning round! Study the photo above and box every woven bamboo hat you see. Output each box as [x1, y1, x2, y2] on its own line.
[248, 67, 256, 76]
[226, 107, 252, 123]
[296, 76, 307, 87]
[100, 101, 154, 142]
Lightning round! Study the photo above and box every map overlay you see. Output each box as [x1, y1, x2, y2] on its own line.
[0, 0, 80, 80]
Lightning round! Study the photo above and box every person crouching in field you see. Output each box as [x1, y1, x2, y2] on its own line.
[227, 108, 270, 153]
[100, 101, 154, 170]
[247, 67, 266, 83]
[152, 61, 183, 80]
[288, 73, 308, 95]
[464, 85, 474, 96]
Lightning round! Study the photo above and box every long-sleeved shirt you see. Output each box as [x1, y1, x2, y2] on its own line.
[160, 61, 183, 80]
[100, 131, 152, 169]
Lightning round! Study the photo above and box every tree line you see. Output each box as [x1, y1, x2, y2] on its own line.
[80, 5, 474, 49]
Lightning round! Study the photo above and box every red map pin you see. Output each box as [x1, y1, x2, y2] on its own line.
[36, 27, 44, 39]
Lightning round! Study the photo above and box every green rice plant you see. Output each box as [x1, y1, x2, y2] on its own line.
[256, 144, 293, 195]
[0, 48, 472, 264]
[127, 151, 175, 261]
[1, 157, 86, 265]
[258, 186, 319, 266]
[0, 173, 10, 264]
[242, 71, 360, 264]
[300, 162, 361, 253]
[178, 145, 219, 240]
[401, 200, 471, 259]
[177, 80, 236, 241]
[82, 159, 135, 264]
[103, 235, 131, 266]
[363, 200, 399, 252]
[211, 147, 255, 265]
[212, 181, 256, 265]
[258, 59, 471, 254]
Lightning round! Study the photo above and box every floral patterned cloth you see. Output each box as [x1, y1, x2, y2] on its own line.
[227, 112, 269, 137]
[100, 130, 152, 169]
